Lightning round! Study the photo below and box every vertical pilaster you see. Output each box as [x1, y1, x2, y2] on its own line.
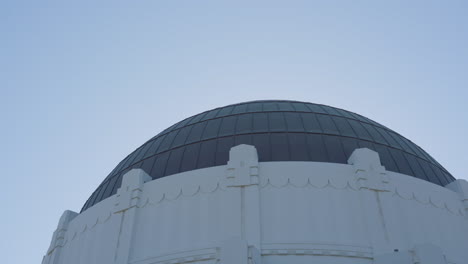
[350, 148, 452, 264]
[43, 210, 78, 264]
[348, 148, 392, 257]
[445, 179, 468, 219]
[113, 169, 151, 264]
[220, 144, 262, 264]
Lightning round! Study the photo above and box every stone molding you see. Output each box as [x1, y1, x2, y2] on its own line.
[261, 243, 373, 259]
[129, 247, 218, 264]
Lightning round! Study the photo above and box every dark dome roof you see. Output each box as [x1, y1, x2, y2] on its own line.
[81, 100, 454, 212]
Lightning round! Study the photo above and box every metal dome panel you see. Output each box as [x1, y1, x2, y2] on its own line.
[81, 100, 454, 212]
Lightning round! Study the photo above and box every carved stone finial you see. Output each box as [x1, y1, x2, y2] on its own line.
[224, 144, 259, 187]
[348, 148, 390, 192]
[114, 169, 151, 213]
[47, 210, 78, 255]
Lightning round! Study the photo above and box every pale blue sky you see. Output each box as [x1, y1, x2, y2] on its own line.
[1, 1, 467, 263]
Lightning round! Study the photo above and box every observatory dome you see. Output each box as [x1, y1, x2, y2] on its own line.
[82, 100, 454, 212]
[44, 100, 468, 264]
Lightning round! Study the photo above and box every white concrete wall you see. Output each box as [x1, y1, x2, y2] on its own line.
[42, 146, 468, 264]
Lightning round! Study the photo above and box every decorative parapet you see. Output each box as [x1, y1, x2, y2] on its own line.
[348, 148, 390, 192]
[114, 169, 152, 264]
[114, 169, 152, 213]
[224, 144, 260, 187]
[62, 152, 463, 244]
[255, 159, 463, 216]
[258, 162, 357, 189]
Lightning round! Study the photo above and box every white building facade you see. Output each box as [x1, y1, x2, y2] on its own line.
[43, 101, 468, 264]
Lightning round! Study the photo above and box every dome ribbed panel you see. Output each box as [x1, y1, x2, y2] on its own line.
[81, 100, 454, 212]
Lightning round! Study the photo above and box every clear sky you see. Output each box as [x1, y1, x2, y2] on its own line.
[1, 1, 467, 263]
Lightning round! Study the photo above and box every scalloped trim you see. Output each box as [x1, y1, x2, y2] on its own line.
[56, 164, 467, 251]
